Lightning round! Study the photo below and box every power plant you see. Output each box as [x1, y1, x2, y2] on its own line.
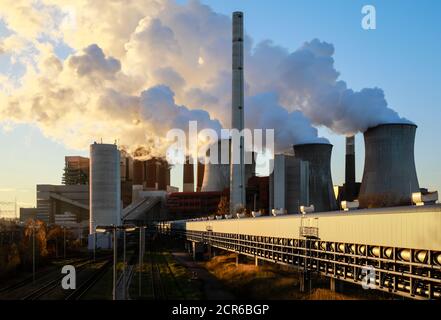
[12, 10, 440, 302]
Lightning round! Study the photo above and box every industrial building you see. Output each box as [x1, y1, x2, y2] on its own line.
[183, 156, 195, 192]
[269, 154, 309, 214]
[133, 157, 170, 191]
[62, 156, 90, 185]
[246, 176, 270, 213]
[35, 184, 89, 224]
[19, 207, 40, 223]
[293, 143, 338, 212]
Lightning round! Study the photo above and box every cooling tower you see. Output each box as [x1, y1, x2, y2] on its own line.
[201, 140, 230, 192]
[359, 123, 420, 208]
[89, 143, 121, 234]
[293, 143, 338, 212]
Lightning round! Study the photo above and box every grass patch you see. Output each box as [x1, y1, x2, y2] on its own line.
[204, 253, 391, 300]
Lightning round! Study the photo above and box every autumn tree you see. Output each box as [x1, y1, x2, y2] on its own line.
[23, 219, 48, 260]
[216, 196, 229, 216]
[47, 225, 75, 257]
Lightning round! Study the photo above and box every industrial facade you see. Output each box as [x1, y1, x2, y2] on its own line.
[133, 157, 171, 191]
[62, 156, 90, 185]
[293, 143, 338, 212]
[183, 156, 195, 192]
[269, 154, 309, 214]
[35, 184, 89, 224]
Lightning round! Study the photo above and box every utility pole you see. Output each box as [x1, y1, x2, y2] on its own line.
[123, 230, 126, 300]
[113, 227, 117, 301]
[63, 227, 66, 259]
[139, 227, 142, 297]
[32, 225, 36, 283]
[93, 232, 96, 261]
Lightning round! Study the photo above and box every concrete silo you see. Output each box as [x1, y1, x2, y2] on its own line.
[89, 143, 121, 234]
[358, 123, 420, 208]
[293, 143, 338, 212]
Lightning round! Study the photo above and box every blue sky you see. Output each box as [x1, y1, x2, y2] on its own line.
[1, 0, 440, 217]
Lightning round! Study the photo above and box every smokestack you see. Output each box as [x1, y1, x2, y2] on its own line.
[359, 123, 420, 208]
[344, 136, 356, 201]
[230, 11, 246, 213]
[293, 143, 338, 212]
[196, 161, 205, 192]
[183, 156, 195, 192]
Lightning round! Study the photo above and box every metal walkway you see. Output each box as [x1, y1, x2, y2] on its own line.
[172, 229, 441, 300]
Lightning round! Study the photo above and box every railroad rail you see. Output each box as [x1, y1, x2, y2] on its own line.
[149, 241, 167, 300]
[15, 257, 111, 300]
[65, 260, 112, 300]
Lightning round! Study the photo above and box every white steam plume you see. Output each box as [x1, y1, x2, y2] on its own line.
[0, 0, 409, 157]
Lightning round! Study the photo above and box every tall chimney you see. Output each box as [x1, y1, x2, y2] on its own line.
[183, 156, 195, 192]
[230, 11, 246, 214]
[345, 136, 356, 201]
[196, 161, 205, 192]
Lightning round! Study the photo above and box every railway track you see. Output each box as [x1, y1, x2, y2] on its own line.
[0, 257, 89, 295]
[149, 241, 167, 300]
[146, 235, 187, 300]
[20, 257, 112, 300]
[65, 260, 112, 300]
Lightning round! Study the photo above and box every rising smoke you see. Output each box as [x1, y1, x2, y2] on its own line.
[0, 0, 410, 157]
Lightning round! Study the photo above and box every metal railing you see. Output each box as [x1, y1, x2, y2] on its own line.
[170, 229, 441, 300]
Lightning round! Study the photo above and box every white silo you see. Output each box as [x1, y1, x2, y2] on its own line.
[89, 143, 121, 234]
